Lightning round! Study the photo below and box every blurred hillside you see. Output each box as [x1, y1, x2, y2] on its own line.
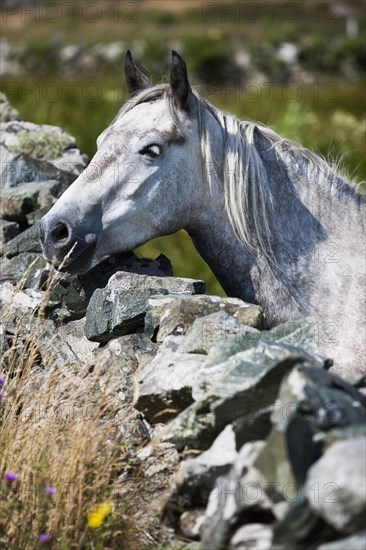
[1, 0, 365, 294]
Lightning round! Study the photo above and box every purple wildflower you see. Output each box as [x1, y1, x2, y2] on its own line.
[0, 375, 5, 385]
[39, 533, 51, 543]
[4, 472, 19, 482]
[45, 486, 56, 495]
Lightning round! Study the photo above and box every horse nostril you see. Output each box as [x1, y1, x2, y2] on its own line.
[51, 222, 70, 245]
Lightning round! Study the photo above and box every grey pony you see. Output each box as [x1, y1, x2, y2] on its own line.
[39, 51, 366, 373]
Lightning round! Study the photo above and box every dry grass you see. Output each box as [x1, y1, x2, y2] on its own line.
[0, 267, 144, 549]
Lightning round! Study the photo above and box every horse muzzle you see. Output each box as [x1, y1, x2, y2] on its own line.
[39, 216, 98, 271]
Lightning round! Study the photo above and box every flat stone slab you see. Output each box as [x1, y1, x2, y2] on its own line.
[107, 271, 205, 294]
[155, 295, 263, 343]
[177, 311, 260, 354]
[85, 273, 205, 344]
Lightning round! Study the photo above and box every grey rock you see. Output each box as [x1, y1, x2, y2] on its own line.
[313, 423, 366, 450]
[25, 207, 48, 226]
[134, 351, 206, 423]
[204, 318, 322, 370]
[137, 441, 179, 483]
[107, 271, 204, 294]
[119, 405, 152, 449]
[0, 252, 49, 289]
[85, 288, 169, 343]
[159, 334, 184, 352]
[0, 120, 88, 187]
[43, 272, 88, 323]
[0, 151, 76, 189]
[216, 341, 325, 409]
[27, 253, 174, 324]
[4, 223, 42, 257]
[120, 332, 159, 368]
[43, 318, 99, 368]
[253, 415, 324, 499]
[157, 295, 263, 343]
[96, 333, 158, 405]
[305, 437, 366, 533]
[0, 281, 15, 348]
[85, 273, 205, 344]
[164, 339, 329, 450]
[254, 366, 366, 499]
[0, 179, 68, 223]
[230, 523, 272, 549]
[329, 368, 366, 387]
[59, 44, 84, 64]
[200, 441, 272, 549]
[270, 423, 366, 547]
[92, 41, 125, 62]
[175, 543, 201, 550]
[0, 302, 53, 365]
[0, 39, 21, 77]
[272, 495, 335, 550]
[165, 425, 239, 517]
[0, 281, 44, 311]
[177, 311, 260, 354]
[133, 440, 180, 519]
[285, 416, 324, 486]
[253, 427, 298, 502]
[232, 407, 273, 451]
[274, 364, 366, 432]
[145, 295, 183, 339]
[116, 437, 179, 546]
[113, 252, 173, 277]
[277, 42, 299, 65]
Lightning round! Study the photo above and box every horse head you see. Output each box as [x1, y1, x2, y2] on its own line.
[39, 51, 205, 274]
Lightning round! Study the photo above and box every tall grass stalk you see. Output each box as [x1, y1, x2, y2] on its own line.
[0, 266, 142, 549]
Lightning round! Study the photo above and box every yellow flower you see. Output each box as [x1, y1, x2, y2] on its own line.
[87, 502, 112, 528]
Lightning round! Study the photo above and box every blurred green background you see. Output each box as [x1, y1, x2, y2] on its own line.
[1, 0, 365, 295]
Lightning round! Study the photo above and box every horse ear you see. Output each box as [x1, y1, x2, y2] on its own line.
[124, 50, 152, 97]
[170, 51, 193, 112]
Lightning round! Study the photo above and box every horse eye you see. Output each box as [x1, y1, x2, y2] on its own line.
[140, 144, 162, 158]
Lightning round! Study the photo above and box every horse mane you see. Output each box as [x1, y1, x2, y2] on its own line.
[193, 93, 363, 256]
[115, 83, 363, 258]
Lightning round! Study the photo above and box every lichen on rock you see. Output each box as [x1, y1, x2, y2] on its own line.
[8, 127, 74, 159]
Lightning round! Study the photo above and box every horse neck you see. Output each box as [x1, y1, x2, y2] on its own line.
[186, 106, 256, 300]
[187, 108, 364, 306]
[188, 198, 257, 302]
[255, 131, 363, 234]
